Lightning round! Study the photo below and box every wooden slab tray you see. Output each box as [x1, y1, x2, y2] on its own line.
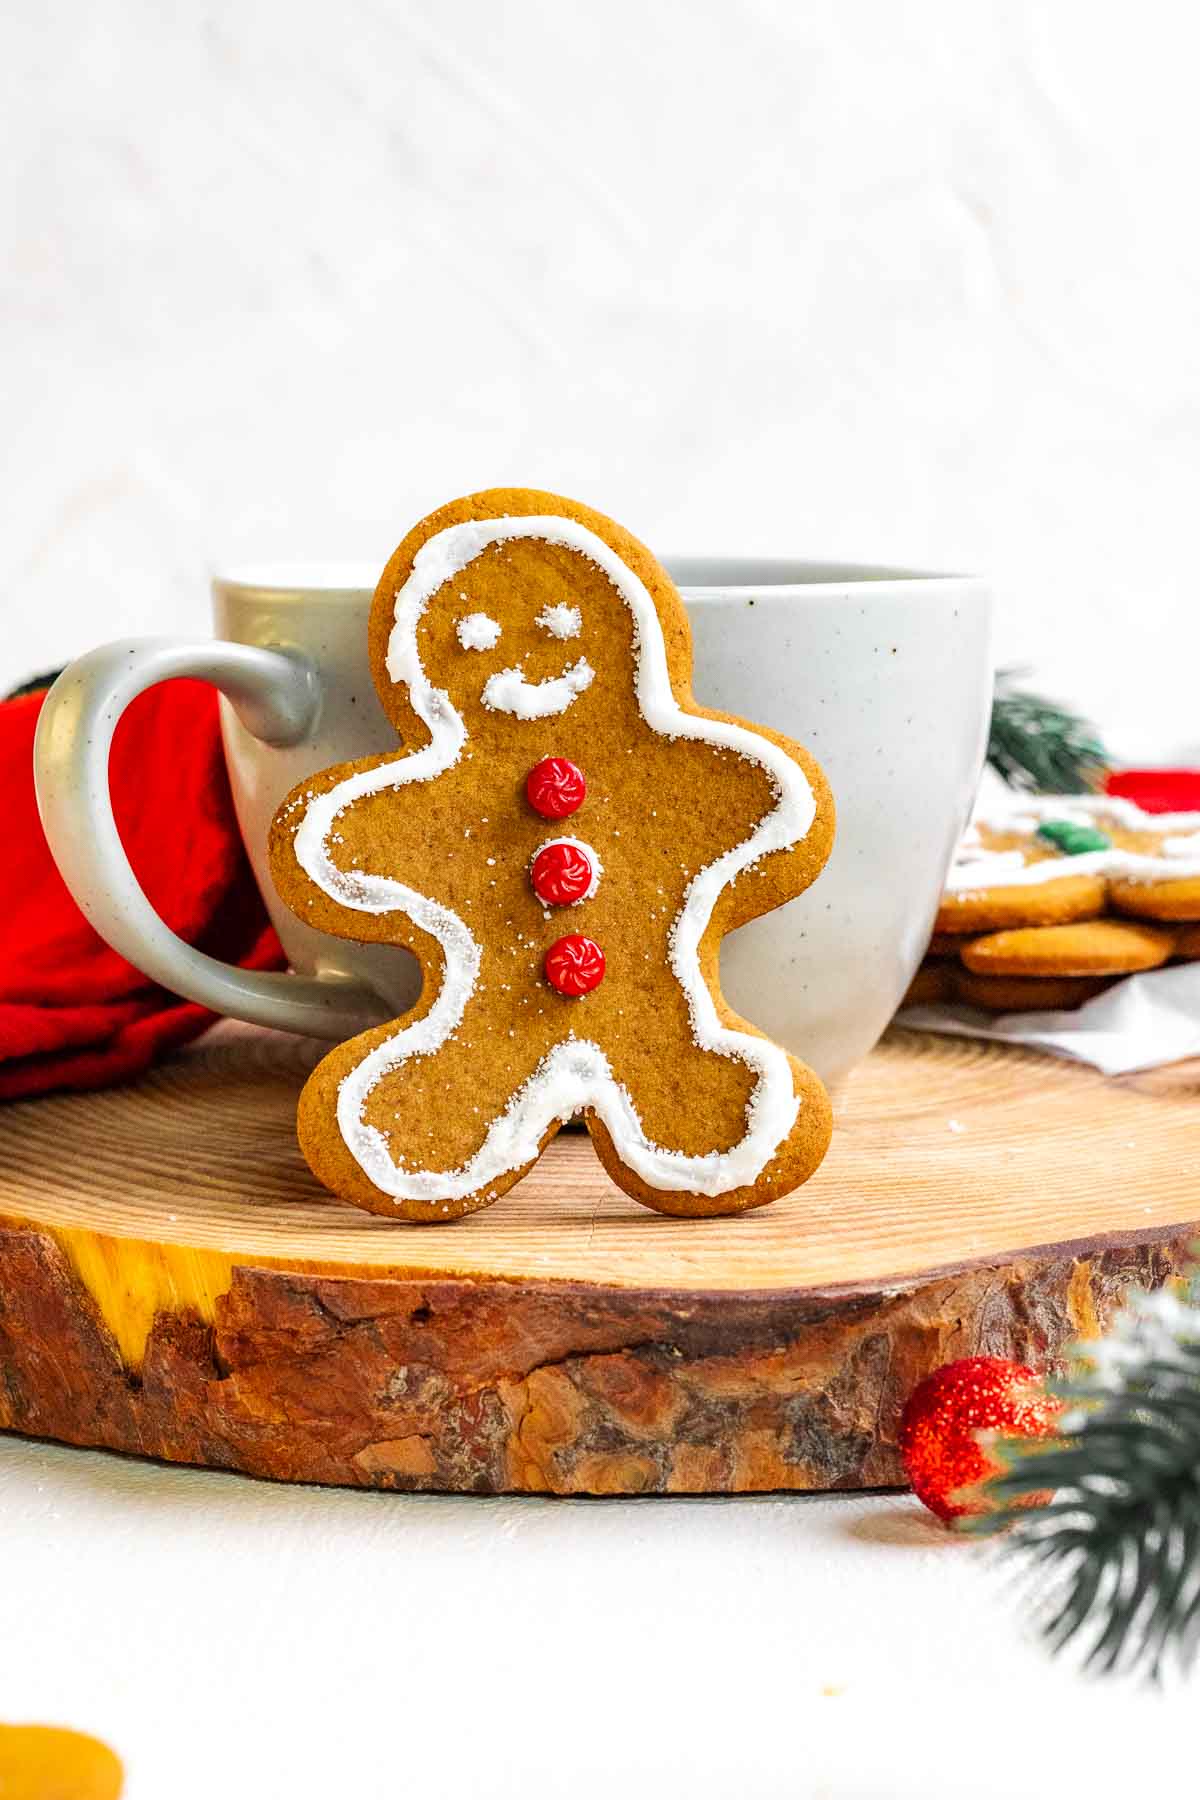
[1, 1028, 1197, 1496]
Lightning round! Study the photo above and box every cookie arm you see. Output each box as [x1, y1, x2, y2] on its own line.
[697, 714, 835, 936]
[267, 751, 465, 949]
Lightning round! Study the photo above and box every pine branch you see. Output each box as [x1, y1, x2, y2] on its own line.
[988, 676, 1110, 794]
[971, 1286, 1200, 1679]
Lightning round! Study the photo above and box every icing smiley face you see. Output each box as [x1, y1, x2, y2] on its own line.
[455, 605, 588, 714]
[391, 541, 627, 731]
[488, 603, 589, 714]
[455, 592, 592, 720]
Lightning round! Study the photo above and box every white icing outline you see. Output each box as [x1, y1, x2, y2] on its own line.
[456, 612, 501, 650]
[482, 657, 594, 718]
[537, 602, 582, 640]
[530, 835, 602, 905]
[947, 794, 1200, 894]
[293, 514, 818, 1204]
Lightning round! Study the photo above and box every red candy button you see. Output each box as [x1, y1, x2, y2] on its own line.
[545, 934, 605, 996]
[526, 756, 586, 820]
[530, 840, 596, 907]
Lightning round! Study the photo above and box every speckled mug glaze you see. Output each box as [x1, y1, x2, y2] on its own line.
[671, 558, 992, 1083]
[35, 559, 991, 1085]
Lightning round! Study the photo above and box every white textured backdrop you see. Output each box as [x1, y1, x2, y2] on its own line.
[3, 1, 1197, 755]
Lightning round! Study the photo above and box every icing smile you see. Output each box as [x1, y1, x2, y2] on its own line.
[482, 657, 595, 720]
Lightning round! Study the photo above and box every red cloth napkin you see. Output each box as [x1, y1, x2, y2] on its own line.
[1105, 768, 1200, 814]
[2, 679, 284, 1100]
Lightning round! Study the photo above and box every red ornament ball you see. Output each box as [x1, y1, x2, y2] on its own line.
[531, 840, 596, 907]
[526, 756, 586, 820]
[898, 1356, 1061, 1523]
[545, 934, 605, 996]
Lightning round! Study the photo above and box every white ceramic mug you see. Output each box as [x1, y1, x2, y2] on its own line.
[34, 559, 992, 1084]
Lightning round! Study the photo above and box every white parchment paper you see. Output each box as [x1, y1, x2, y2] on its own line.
[896, 963, 1200, 1076]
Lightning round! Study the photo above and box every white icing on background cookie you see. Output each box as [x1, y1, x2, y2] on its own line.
[456, 612, 501, 650]
[537, 603, 582, 640]
[946, 794, 1200, 893]
[293, 514, 819, 1206]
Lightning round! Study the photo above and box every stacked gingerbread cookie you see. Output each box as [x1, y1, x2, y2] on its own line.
[906, 795, 1200, 1012]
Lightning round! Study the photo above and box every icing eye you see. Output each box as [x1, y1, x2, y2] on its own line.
[536, 604, 582, 641]
[457, 613, 502, 651]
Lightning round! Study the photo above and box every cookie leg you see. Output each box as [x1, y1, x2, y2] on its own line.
[589, 1017, 831, 1218]
[296, 1016, 565, 1224]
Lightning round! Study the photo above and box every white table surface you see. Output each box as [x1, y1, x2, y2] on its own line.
[0, 1432, 1184, 1798]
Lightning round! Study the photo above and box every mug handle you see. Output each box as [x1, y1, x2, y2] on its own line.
[33, 636, 380, 1039]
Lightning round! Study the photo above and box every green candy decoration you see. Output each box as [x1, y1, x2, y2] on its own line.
[1035, 819, 1112, 856]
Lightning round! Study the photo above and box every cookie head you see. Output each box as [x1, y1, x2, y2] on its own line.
[372, 518, 660, 744]
[440, 573, 594, 723]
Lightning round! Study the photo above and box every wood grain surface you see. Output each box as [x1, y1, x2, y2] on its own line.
[1, 1028, 1196, 1495]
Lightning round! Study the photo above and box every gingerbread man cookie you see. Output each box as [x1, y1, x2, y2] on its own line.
[937, 796, 1200, 933]
[269, 488, 835, 1222]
